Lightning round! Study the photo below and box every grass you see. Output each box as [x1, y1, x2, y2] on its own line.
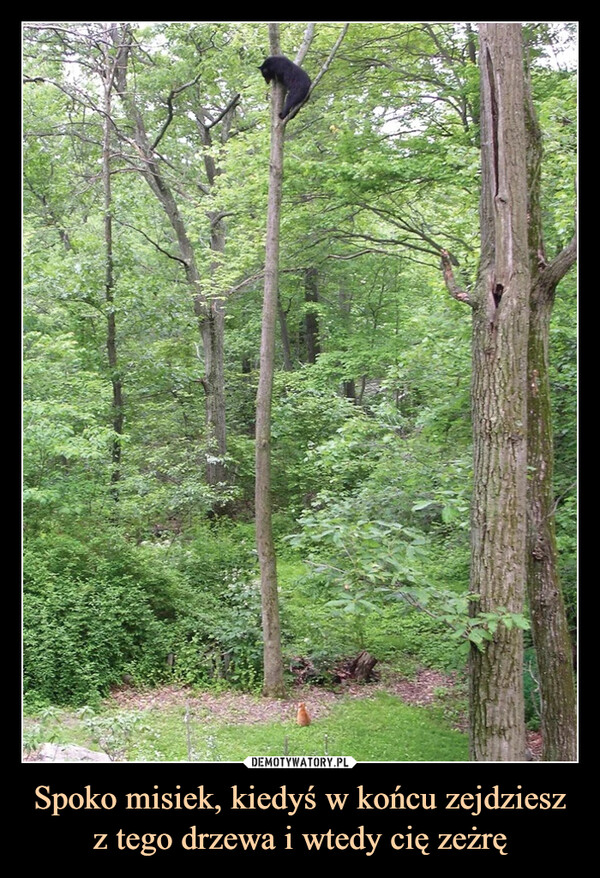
[25, 691, 468, 762]
[176, 695, 467, 763]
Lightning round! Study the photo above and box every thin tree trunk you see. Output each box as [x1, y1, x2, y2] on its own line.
[200, 301, 227, 487]
[524, 77, 577, 759]
[255, 21, 346, 697]
[343, 379, 357, 404]
[104, 28, 124, 499]
[277, 298, 294, 371]
[304, 266, 321, 363]
[195, 100, 240, 489]
[255, 24, 286, 698]
[338, 285, 356, 402]
[201, 211, 228, 488]
[469, 24, 530, 761]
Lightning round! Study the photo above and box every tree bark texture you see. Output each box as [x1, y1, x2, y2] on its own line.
[255, 27, 286, 698]
[526, 283, 577, 760]
[469, 24, 530, 761]
[524, 77, 577, 760]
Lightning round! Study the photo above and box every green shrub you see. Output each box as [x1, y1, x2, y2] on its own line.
[23, 535, 175, 705]
[168, 573, 264, 691]
[164, 528, 265, 691]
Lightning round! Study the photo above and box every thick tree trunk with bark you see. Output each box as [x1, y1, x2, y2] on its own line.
[524, 76, 577, 760]
[526, 278, 577, 760]
[468, 24, 530, 761]
[441, 29, 578, 760]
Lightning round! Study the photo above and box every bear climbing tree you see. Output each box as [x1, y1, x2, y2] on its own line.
[255, 24, 349, 699]
[259, 55, 311, 119]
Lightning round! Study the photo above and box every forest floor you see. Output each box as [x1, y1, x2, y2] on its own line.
[108, 670, 542, 759]
[108, 667, 455, 726]
[24, 667, 543, 760]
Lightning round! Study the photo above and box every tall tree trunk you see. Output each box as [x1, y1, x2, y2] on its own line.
[255, 21, 345, 697]
[338, 285, 356, 402]
[104, 28, 124, 500]
[195, 99, 241, 489]
[200, 298, 227, 487]
[200, 210, 228, 489]
[526, 265, 577, 760]
[468, 24, 530, 761]
[255, 24, 287, 698]
[114, 27, 227, 490]
[524, 72, 577, 760]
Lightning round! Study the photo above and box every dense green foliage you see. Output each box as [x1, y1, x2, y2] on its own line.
[22, 22, 576, 736]
[23, 535, 175, 705]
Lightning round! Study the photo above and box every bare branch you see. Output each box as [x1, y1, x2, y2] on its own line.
[294, 24, 316, 66]
[226, 266, 310, 297]
[535, 232, 577, 296]
[284, 23, 349, 124]
[203, 92, 241, 131]
[328, 248, 393, 260]
[440, 250, 474, 307]
[116, 220, 188, 267]
[309, 23, 350, 94]
[151, 73, 203, 152]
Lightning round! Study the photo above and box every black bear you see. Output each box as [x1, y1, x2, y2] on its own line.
[258, 55, 311, 120]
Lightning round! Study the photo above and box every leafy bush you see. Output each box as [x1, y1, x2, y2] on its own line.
[287, 497, 528, 670]
[168, 572, 264, 692]
[380, 610, 464, 670]
[164, 526, 265, 691]
[23, 535, 175, 705]
[23, 526, 270, 703]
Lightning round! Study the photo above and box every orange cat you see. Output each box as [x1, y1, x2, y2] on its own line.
[297, 702, 311, 726]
